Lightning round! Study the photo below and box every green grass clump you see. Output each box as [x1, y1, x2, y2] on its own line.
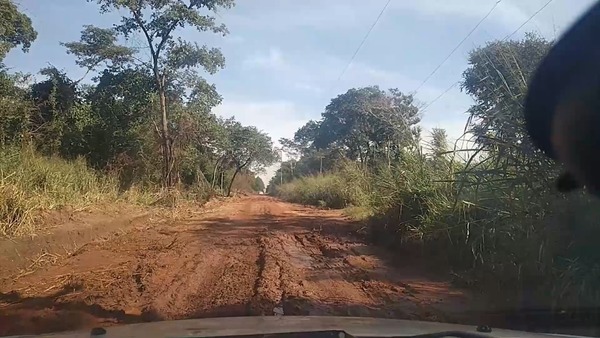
[276, 161, 370, 209]
[276, 174, 349, 208]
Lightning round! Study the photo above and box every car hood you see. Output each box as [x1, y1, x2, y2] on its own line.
[5, 316, 591, 338]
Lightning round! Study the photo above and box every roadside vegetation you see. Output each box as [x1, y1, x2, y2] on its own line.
[0, 0, 276, 236]
[268, 34, 600, 323]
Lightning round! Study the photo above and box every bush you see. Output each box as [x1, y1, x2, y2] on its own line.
[367, 152, 455, 249]
[276, 162, 370, 209]
[276, 174, 349, 208]
[276, 164, 367, 209]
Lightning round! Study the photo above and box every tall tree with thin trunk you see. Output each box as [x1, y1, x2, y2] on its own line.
[63, 0, 234, 187]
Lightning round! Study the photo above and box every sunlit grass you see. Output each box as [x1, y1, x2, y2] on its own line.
[0, 147, 120, 236]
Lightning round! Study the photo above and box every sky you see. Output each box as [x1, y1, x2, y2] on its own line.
[4, 0, 596, 184]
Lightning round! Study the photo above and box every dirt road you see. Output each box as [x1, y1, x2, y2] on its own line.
[0, 196, 473, 336]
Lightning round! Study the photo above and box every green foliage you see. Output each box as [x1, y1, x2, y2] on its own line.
[275, 161, 370, 209]
[29, 67, 81, 155]
[313, 86, 420, 166]
[85, 67, 156, 168]
[0, 68, 32, 146]
[462, 33, 555, 180]
[221, 119, 278, 196]
[252, 176, 265, 192]
[65, 0, 235, 187]
[268, 86, 421, 194]
[0, 0, 37, 60]
[62, 25, 134, 71]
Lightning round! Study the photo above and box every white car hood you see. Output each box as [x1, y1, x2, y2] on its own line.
[6, 316, 591, 338]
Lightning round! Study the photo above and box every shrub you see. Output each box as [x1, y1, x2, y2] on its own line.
[276, 174, 349, 208]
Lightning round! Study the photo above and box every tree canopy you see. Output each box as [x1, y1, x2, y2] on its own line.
[64, 0, 234, 187]
[222, 119, 278, 196]
[0, 0, 37, 61]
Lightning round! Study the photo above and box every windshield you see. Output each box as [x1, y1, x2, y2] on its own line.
[1, 0, 599, 337]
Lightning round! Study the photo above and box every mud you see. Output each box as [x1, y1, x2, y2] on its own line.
[0, 196, 473, 336]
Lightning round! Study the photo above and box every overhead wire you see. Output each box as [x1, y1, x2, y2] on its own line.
[418, 0, 555, 114]
[502, 0, 555, 41]
[327, 0, 392, 93]
[419, 81, 460, 113]
[412, 0, 502, 94]
[325, 0, 497, 148]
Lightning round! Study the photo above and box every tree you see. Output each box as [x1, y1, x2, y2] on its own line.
[0, 68, 32, 146]
[462, 33, 555, 188]
[85, 67, 156, 169]
[29, 67, 81, 155]
[296, 86, 420, 168]
[222, 119, 278, 196]
[0, 0, 37, 61]
[429, 128, 448, 158]
[252, 177, 265, 193]
[285, 120, 322, 155]
[63, 0, 234, 187]
[462, 33, 552, 162]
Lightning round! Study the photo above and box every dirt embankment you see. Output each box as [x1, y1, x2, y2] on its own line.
[0, 196, 474, 336]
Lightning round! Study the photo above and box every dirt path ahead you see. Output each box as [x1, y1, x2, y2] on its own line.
[0, 196, 473, 336]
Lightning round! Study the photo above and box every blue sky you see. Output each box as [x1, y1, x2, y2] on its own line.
[5, 0, 596, 182]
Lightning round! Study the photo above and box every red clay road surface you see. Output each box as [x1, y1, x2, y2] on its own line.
[0, 196, 473, 336]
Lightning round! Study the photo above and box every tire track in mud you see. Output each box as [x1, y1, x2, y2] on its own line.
[248, 234, 283, 315]
[129, 230, 260, 320]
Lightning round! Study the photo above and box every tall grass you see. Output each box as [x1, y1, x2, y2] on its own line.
[0, 147, 119, 236]
[277, 174, 352, 208]
[365, 148, 600, 321]
[275, 161, 370, 209]
[277, 146, 600, 321]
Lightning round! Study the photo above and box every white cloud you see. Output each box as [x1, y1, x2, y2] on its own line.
[243, 47, 286, 70]
[239, 47, 477, 149]
[225, 35, 245, 44]
[293, 82, 323, 94]
[240, 47, 469, 111]
[212, 99, 309, 141]
[387, 0, 593, 36]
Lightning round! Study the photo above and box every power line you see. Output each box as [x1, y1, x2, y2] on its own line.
[420, 81, 460, 113]
[418, 0, 555, 114]
[328, 0, 392, 92]
[503, 0, 554, 41]
[412, 0, 502, 94]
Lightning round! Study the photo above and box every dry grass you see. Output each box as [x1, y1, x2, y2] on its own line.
[0, 147, 181, 237]
[0, 147, 120, 237]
